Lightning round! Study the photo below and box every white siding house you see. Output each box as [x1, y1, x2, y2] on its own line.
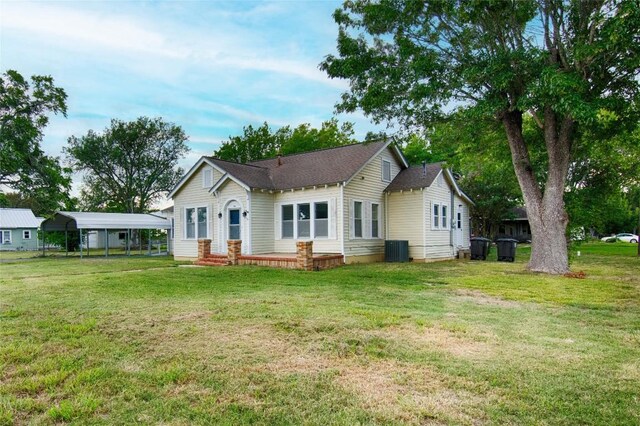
[168, 141, 473, 263]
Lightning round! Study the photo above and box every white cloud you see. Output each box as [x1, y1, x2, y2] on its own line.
[2, 2, 343, 88]
[2, 2, 184, 59]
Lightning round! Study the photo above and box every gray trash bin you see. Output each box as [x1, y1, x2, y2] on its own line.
[470, 237, 491, 260]
[496, 238, 518, 262]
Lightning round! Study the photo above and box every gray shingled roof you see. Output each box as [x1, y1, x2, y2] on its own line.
[208, 140, 391, 191]
[509, 207, 528, 221]
[385, 163, 443, 192]
[207, 158, 274, 189]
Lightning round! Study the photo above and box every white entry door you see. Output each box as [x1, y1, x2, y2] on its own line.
[455, 204, 464, 247]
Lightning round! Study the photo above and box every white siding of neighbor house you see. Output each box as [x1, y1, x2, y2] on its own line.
[214, 179, 249, 254]
[386, 190, 425, 260]
[343, 148, 402, 260]
[273, 186, 342, 254]
[172, 164, 216, 259]
[423, 172, 455, 259]
[250, 190, 275, 254]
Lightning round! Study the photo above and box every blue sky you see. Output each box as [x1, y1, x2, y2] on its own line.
[1, 0, 385, 181]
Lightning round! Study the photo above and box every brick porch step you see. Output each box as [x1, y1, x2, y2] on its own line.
[195, 253, 228, 266]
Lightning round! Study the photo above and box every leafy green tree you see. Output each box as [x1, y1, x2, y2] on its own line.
[65, 117, 190, 213]
[214, 122, 286, 163]
[400, 113, 523, 238]
[0, 69, 71, 214]
[214, 119, 357, 162]
[0, 191, 78, 218]
[566, 123, 640, 236]
[321, 0, 640, 274]
[280, 119, 356, 155]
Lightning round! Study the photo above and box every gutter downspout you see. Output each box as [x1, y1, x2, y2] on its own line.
[340, 182, 345, 261]
[450, 175, 455, 256]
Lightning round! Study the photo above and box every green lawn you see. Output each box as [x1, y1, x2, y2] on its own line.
[0, 243, 638, 425]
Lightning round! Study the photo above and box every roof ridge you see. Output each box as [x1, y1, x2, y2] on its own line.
[206, 156, 270, 170]
[249, 138, 388, 164]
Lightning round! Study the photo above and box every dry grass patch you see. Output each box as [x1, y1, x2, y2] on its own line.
[453, 289, 523, 309]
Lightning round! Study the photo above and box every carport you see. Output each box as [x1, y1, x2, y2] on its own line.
[41, 211, 172, 258]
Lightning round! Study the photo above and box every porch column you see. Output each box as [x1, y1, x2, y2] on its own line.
[296, 241, 314, 271]
[227, 240, 241, 265]
[198, 239, 211, 260]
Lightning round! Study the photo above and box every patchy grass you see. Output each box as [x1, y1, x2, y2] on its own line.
[0, 243, 638, 425]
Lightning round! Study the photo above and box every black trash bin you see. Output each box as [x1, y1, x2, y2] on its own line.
[496, 238, 518, 262]
[470, 237, 491, 260]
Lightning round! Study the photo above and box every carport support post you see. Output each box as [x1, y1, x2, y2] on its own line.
[105, 229, 108, 257]
[42, 227, 46, 257]
[139, 229, 142, 255]
[80, 229, 83, 259]
[148, 229, 151, 256]
[64, 222, 68, 256]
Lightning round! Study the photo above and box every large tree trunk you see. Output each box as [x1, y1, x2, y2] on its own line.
[502, 110, 572, 274]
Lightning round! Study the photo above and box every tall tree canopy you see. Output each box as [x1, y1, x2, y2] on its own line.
[321, 0, 640, 274]
[65, 117, 190, 213]
[214, 119, 357, 163]
[0, 69, 71, 214]
[403, 112, 525, 238]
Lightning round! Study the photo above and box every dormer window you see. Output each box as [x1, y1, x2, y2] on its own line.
[382, 160, 391, 182]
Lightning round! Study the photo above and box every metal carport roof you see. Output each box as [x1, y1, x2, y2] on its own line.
[42, 211, 171, 231]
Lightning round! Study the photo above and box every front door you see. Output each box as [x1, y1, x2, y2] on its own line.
[228, 208, 241, 240]
[455, 204, 464, 247]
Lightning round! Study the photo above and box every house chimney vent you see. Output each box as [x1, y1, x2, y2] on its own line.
[277, 155, 282, 166]
[422, 161, 427, 176]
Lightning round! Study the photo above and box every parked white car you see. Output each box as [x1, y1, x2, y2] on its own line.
[601, 233, 639, 243]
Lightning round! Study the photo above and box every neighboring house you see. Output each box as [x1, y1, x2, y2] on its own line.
[168, 140, 473, 263]
[86, 231, 127, 249]
[0, 208, 43, 251]
[499, 207, 531, 242]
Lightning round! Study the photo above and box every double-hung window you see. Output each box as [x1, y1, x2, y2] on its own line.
[432, 203, 450, 230]
[297, 204, 311, 238]
[371, 203, 380, 238]
[282, 205, 294, 238]
[197, 207, 207, 238]
[23, 230, 31, 239]
[185, 207, 207, 239]
[353, 201, 363, 238]
[314, 202, 328, 238]
[1, 230, 11, 244]
[441, 205, 448, 229]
